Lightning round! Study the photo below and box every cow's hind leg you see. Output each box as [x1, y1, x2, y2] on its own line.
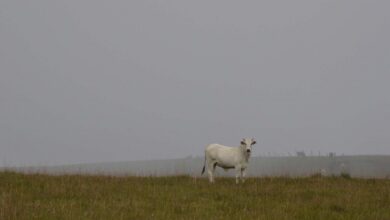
[207, 161, 216, 183]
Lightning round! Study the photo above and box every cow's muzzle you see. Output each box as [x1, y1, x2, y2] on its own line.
[246, 149, 251, 153]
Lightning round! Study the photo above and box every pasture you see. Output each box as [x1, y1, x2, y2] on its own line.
[1, 171, 389, 219]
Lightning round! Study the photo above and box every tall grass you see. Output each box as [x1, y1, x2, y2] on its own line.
[1, 171, 389, 219]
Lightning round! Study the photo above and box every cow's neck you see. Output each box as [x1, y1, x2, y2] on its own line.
[240, 147, 250, 163]
[244, 151, 250, 162]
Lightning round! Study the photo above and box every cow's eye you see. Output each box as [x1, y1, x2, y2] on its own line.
[252, 141, 256, 145]
[241, 141, 246, 145]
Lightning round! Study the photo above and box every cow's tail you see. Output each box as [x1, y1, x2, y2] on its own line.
[201, 153, 206, 175]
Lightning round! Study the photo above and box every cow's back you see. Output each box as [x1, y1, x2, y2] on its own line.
[205, 144, 226, 158]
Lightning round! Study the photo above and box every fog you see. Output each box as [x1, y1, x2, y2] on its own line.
[1, 1, 390, 166]
[8, 155, 390, 179]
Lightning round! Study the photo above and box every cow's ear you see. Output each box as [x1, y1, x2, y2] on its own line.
[252, 141, 256, 145]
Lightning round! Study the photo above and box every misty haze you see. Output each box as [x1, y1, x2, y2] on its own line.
[1, 1, 389, 178]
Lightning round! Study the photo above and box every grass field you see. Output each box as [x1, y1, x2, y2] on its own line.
[1, 171, 389, 219]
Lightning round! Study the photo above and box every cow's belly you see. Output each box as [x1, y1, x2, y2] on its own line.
[214, 155, 239, 168]
[216, 163, 235, 169]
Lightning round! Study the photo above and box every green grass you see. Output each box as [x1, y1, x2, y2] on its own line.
[1, 171, 389, 219]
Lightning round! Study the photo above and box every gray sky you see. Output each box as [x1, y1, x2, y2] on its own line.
[1, 0, 389, 166]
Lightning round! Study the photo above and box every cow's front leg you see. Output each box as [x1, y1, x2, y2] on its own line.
[241, 168, 246, 183]
[235, 166, 241, 184]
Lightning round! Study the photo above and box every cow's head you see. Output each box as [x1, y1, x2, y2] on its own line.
[240, 138, 256, 154]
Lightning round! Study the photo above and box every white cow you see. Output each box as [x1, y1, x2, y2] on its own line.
[201, 138, 256, 184]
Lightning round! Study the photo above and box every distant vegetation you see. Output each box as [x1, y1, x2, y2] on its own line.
[1, 171, 390, 219]
[7, 155, 390, 178]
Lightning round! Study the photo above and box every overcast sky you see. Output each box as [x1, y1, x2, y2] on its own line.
[1, 0, 389, 166]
